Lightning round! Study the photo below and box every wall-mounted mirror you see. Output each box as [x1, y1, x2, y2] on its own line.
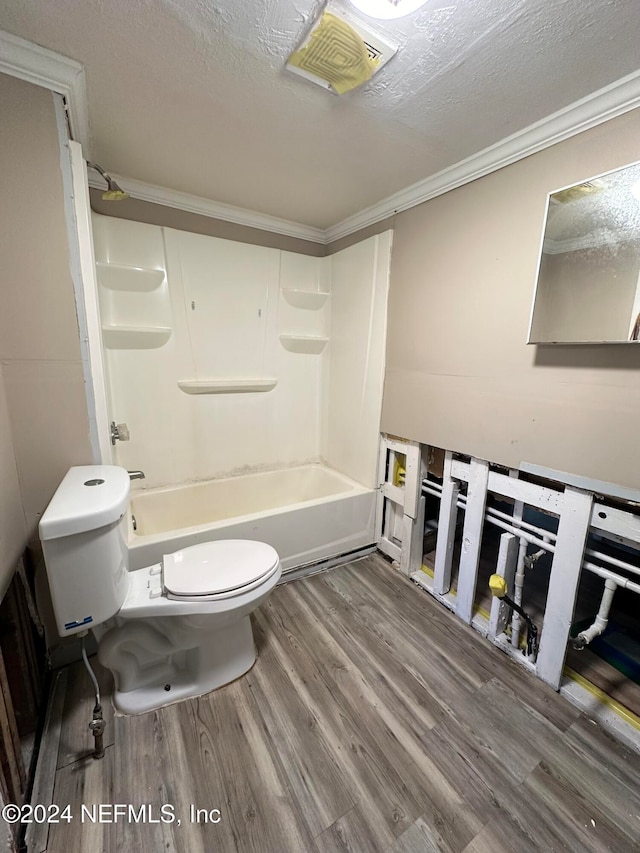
[528, 161, 640, 344]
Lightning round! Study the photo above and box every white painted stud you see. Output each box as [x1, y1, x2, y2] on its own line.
[456, 458, 490, 624]
[537, 487, 593, 690]
[488, 532, 519, 638]
[433, 451, 459, 596]
[401, 494, 426, 577]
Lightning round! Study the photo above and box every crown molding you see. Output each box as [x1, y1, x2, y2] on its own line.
[88, 173, 326, 243]
[0, 29, 90, 153]
[325, 69, 640, 243]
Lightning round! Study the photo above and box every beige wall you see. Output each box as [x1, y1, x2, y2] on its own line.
[382, 107, 640, 490]
[0, 373, 26, 599]
[0, 73, 92, 593]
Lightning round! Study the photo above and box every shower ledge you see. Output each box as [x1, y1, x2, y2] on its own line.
[102, 324, 172, 349]
[96, 262, 165, 291]
[177, 379, 278, 394]
[279, 335, 328, 354]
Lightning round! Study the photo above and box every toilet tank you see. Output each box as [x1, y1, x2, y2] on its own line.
[39, 466, 131, 637]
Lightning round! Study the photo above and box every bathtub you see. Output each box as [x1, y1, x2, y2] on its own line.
[126, 464, 377, 573]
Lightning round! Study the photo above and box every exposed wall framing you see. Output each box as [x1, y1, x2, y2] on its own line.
[376, 435, 426, 576]
[0, 559, 47, 846]
[377, 437, 640, 702]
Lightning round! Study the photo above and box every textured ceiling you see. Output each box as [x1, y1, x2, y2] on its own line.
[1, 0, 639, 229]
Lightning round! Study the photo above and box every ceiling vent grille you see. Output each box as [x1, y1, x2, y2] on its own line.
[286, 11, 397, 94]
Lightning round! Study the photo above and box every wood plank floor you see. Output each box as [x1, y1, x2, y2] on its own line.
[34, 554, 640, 852]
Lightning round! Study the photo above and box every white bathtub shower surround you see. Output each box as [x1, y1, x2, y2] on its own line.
[89, 214, 391, 573]
[92, 216, 391, 485]
[127, 464, 376, 573]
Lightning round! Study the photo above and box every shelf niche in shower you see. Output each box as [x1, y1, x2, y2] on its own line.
[281, 289, 330, 310]
[177, 379, 278, 394]
[279, 335, 329, 354]
[96, 262, 165, 292]
[102, 324, 172, 349]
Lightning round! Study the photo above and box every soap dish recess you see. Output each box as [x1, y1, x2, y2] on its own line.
[279, 335, 328, 354]
[281, 289, 329, 310]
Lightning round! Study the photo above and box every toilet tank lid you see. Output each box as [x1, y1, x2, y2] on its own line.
[39, 466, 131, 541]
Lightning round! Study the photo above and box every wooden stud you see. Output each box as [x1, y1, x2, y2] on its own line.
[451, 459, 564, 514]
[0, 646, 25, 804]
[508, 469, 528, 650]
[433, 452, 460, 596]
[402, 439, 423, 520]
[488, 533, 519, 638]
[456, 458, 490, 624]
[401, 495, 426, 577]
[590, 502, 640, 549]
[537, 487, 593, 690]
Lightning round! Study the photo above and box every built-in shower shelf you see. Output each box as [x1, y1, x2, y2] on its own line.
[96, 262, 165, 292]
[177, 379, 278, 394]
[281, 289, 330, 310]
[279, 335, 329, 354]
[102, 324, 172, 349]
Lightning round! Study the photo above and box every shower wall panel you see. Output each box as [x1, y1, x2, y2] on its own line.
[321, 232, 392, 489]
[92, 213, 390, 491]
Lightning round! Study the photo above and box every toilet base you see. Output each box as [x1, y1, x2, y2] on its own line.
[97, 614, 256, 715]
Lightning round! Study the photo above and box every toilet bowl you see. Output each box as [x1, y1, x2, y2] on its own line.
[39, 466, 281, 714]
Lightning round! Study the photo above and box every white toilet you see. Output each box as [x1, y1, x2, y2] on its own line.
[39, 465, 281, 714]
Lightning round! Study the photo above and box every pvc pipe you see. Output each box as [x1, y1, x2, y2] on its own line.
[511, 537, 528, 650]
[572, 578, 617, 649]
[423, 481, 560, 540]
[421, 481, 640, 596]
[423, 480, 640, 583]
[582, 560, 640, 594]
[585, 546, 640, 580]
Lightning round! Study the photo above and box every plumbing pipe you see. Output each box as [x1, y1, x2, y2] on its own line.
[582, 561, 640, 594]
[489, 574, 538, 659]
[423, 481, 640, 583]
[525, 548, 546, 567]
[571, 578, 617, 649]
[425, 480, 640, 581]
[584, 546, 640, 579]
[421, 480, 640, 619]
[511, 540, 550, 650]
[422, 482, 560, 541]
[81, 634, 105, 760]
[511, 538, 530, 651]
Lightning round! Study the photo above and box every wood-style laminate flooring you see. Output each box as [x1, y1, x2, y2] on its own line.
[31, 555, 640, 853]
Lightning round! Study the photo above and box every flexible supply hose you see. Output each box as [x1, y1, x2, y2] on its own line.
[81, 633, 105, 759]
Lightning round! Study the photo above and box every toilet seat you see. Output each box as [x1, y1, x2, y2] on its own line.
[162, 539, 280, 602]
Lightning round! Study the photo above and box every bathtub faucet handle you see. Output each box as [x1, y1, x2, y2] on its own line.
[127, 470, 146, 480]
[110, 421, 130, 444]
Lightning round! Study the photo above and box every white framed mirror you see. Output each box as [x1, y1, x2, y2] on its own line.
[528, 161, 640, 344]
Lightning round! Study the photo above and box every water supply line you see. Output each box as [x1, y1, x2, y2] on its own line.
[489, 574, 539, 659]
[512, 543, 548, 651]
[80, 634, 106, 759]
[570, 578, 617, 650]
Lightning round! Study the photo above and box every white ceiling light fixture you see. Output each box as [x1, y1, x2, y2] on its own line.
[348, 0, 429, 20]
